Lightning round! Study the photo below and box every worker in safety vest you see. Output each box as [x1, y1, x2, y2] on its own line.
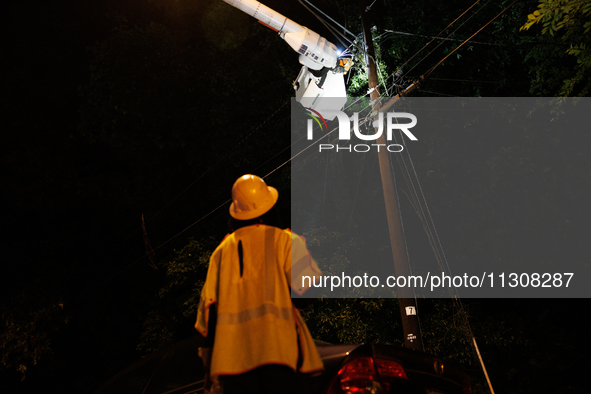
[195, 174, 324, 393]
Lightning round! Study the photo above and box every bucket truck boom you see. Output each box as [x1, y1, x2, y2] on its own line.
[221, 0, 349, 120]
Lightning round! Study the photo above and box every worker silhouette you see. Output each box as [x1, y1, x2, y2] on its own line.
[196, 174, 324, 393]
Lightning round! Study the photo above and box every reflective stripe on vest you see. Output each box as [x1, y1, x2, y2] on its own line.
[217, 303, 293, 325]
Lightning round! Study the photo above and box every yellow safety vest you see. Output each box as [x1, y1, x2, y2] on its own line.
[195, 225, 324, 378]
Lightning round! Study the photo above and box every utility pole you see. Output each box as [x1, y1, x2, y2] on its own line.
[358, 0, 424, 352]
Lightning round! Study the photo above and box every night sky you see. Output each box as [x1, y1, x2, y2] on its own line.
[1, 1, 589, 393]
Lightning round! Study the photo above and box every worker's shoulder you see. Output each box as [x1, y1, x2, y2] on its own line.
[210, 233, 236, 254]
[216, 225, 284, 243]
[216, 225, 304, 246]
[285, 228, 308, 245]
[233, 224, 288, 236]
[276, 227, 308, 244]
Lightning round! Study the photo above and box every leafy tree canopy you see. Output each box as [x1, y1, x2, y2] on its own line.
[521, 0, 591, 95]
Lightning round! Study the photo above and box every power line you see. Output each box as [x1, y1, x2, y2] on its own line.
[418, 89, 458, 97]
[425, 0, 521, 78]
[380, 0, 518, 97]
[392, 0, 485, 81]
[387, 105, 497, 392]
[298, 0, 358, 40]
[84, 95, 362, 297]
[84, 102, 292, 296]
[298, 0, 356, 50]
[384, 29, 504, 46]
[429, 77, 501, 84]
[87, 198, 232, 295]
[145, 100, 289, 226]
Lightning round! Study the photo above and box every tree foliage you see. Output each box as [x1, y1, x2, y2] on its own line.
[137, 237, 215, 354]
[1, 298, 68, 379]
[521, 0, 591, 95]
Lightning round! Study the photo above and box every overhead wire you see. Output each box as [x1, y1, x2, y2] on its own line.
[298, 0, 358, 40]
[429, 77, 501, 84]
[386, 102, 497, 392]
[424, 0, 521, 79]
[297, 0, 385, 82]
[100, 100, 292, 281]
[293, 98, 483, 370]
[86, 93, 379, 296]
[290, 101, 456, 330]
[298, 0, 356, 50]
[84, 100, 293, 295]
[375, 61, 391, 96]
[381, 25, 517, 386]
[383, 29, 504, 46]
[296, 11, 490, 283]
[144, 100, 290, 225]
[347, 150, 374, 230]
[390, 0, 484, 81]
[98, 98, 377, 296]
[356, 1, 522, 385]
[418, 90, 458, 97]
[390, 118, 451, 279]
[86, 197, 232, 295]
[381, 0, 518, 98]
[388, 129, 426, 348]
[341, 0, 493, 99]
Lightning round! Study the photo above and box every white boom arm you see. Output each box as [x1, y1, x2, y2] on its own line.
[222, 0, 338, 70]
[221, 0, 347, 119]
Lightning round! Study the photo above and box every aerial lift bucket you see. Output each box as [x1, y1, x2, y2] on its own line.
[294, 66, 347, 121]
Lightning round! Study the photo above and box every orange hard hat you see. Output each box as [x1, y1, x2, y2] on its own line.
[229, 175, 278, 220]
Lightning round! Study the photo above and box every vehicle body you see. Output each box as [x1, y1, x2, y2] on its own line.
[93, 335, 471, 394]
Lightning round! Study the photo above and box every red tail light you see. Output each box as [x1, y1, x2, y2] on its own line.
[375, 358, 407, 379]
[326, 357, 407, 394]
[374, 358, 407, 392]
[339, 357, 376, 393]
